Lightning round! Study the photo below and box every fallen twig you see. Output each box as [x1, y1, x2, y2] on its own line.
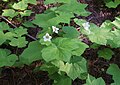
[0, 16, 37, 41]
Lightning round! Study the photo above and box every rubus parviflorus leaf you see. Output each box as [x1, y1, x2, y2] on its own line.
[2, 9, 18, 18]
[32, 12, 57, 28]
[0, 31, 7, 45]
[76, 21, 114, 45]
[111, 17, 120, 29]
[44, 0, 71, 4]
[39, 63, 58, 75]
[24, 0, 37, 4]
[56, 0, 90, 16]
[74, 18, 87, 26]
[71, 39, 89, 56]
[20, 41, 43, 65]
[84, 74, 105, 85]
[8, 26, 28, 48]
[97, 48, 114, 60]
[41, 38, 88, 62]
[51, 57, 87, 80]
[0, 22, 13, 45]
[12, 0, 36, 10]
[107, 64, 120, 85]
[52, 74, 72, 85]
[62, 26, 80, 38]
[9, 37, 28, 48]
[22, 21, 35, 28]
[14, 26, 28, 37]
[44, 0, 90, 17]
[88, 27, 113, 45]
[50, 11, 74, 24]
[0, 22, 10, 31]
[107, 29, 120, 48]
[19, 10, 32, 17]
[5, 32, 17, 40]
[90, 43, 100, 49]
[0, 49, 18, 67]
[0, 25, 28, 47]
[12, 1, 28, 10]
[53, 77, 71, 85]
[105, 0, 120, 8]
[32, 11, 73, 28]
[32, 0, 90, 28]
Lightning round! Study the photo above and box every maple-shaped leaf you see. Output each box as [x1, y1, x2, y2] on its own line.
[20, 41, 43, 65]
[107, 64, 120, 85]
[0, 49, 18, 67]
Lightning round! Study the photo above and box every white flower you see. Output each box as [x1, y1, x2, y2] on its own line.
[82, 22, 91, 34]
[52, 26, 59, 33]
[82, 22, 90, 30]
[43, 33, 52, 42]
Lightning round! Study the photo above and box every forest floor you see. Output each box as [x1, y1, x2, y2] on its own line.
[0, 0, 120, 85]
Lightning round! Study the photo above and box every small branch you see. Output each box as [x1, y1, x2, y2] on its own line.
[1, 16, 17, 28]
[0, 16, 37, 41]
[26, 34, 37, 41]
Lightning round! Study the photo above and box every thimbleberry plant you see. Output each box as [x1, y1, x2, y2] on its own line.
[0, 0, 120, 85]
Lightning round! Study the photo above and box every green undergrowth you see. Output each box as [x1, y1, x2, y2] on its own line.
[0, 0, 120, 85]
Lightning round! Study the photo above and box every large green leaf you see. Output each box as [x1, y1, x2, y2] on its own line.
[62, 26, 80, 38]
[52, 57, 87, 80]
[72, 39, 89, 56]
[2, 9, 18, 18]
[0, 49, 17, 67]
[19, 10, 32, 17]
[32, 0, 90, 28]
[22, 21, 35, 28]
[65, 58, 87, 80]
[57, 0, 90, 16]
[107, 29, 120, 48]
[5, 32, 16, 40]
[14, 26, 28, 37]
[6, 54, 18, 66]
[32, 12, 57, 28]
[49, 73, 72, 85]
[84, 75, 105, 85]
[53, 76, 72, 85]
[12, 0, 36, 10]
[41, 44, 72, 62]
[0, 31, 7, 45]
[0, 22, 9, 31]
[111, 17, 120, 29]
[40, 63, 58, 75]
[74, 18, 86, 26]
[98, 48, 114, 60]
[9, 37, 28, 48]
[107, 64, 120, 85]
[41, 44, 59, 62]
[53, 38, 80, 51]
[20, 41, 43, 65]
[88, 28, 113, 45]
[12, 1, 28, 10]
[24, 0, 37, 4]
[44, 0, 71, 4]
[32, 11, 73, 28]
[50, 12, 74, 24]
[42, 38, 88, 62]
[105, 0, 120, 8]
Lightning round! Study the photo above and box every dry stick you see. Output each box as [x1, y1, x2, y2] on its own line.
[0, 16, 37, 41]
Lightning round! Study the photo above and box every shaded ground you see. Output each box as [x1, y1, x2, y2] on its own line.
[0, 0, 120, 85]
